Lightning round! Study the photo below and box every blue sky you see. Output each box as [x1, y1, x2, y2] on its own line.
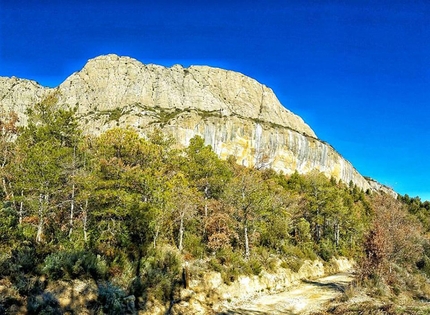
[1, 0, 429, 200]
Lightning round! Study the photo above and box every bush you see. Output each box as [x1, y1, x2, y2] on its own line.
[184, 233, 205, 259]
[142, 245, 182, 302]
[0, 204, 20, 243]
[285, 257, 305, 273]
[216, 247, 244, 266]
[27, 292, 61, 315]
[248, 257, 263, 275]
[97, 282, 126, 315]
[254, 246, 278, 272]
[318, 239, 336, 262]
[417, 255, 430, 278]
[281, 243, 306, 259]
[42, 250, 106, 280]
[209, 257, 223, 272]
[0, 245, 44, 295]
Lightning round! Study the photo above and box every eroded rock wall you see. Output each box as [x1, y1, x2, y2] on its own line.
[158, 112, 372, 191]
[0, 54, 394, 195]
[57, 54, 316, 138]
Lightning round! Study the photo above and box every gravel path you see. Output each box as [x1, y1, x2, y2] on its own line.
[221, 272, 354, 315]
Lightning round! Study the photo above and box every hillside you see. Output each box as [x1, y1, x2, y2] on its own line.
[0, 54, 394, 195]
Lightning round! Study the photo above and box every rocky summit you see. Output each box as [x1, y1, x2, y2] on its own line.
[0, 54, 394, 195]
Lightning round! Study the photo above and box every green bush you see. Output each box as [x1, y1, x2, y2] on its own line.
[254, 246, 278, 272]
[216, 247, 244, 266]
[318, 239, 336, 262]
[0, 204, 20, 244]
[142, 245, 182, 302]
[0, 245, 41, 295]
[209, 257, 223, 272]
[27, 292, 61, 315]
[248, 257, 263, 275]
[184, 233, 205, 258]
[302, 246, 318, 261]
[42, 250, 106, 280]
[281, 257, 304, 273]
[97, 282, 126, 315]
[281, 243, 306, 259]
[417, 255, 430, 278]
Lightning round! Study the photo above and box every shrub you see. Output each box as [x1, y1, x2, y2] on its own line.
[209, 257, 223, 273]
[97, 282, 126, 315]
[27, 292, 61, 315]
[42, 250, 106, 280]
[248, 257, 263, 275]
[281, 257, 304, 273]
[281, 243, 305, 259]
[184, 233, 205, 259]
[142, 245, 182, 302]
[318, 239, 336, 262]
[417, 255, 430, 278]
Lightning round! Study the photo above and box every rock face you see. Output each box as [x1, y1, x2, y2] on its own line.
[58, 54, 315, 137]
[0, 76, 53, 125]
[0, 54, 393, 195]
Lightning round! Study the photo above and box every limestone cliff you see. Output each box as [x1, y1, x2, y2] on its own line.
[0, 54, 393, 195]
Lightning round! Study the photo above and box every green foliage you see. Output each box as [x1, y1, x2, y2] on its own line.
[417, 254, 430, 278]
[3, 108, 430, 312]
[183, 232, 205, 258]
[142, 245, 182, 302]
[0, 245, 39, 278]
[42, 250, 106, 280]
[96, 282, 126, 315]
[0, 203, 21, 245]
[281, 257, 304, 273]
[248, 257, 263, 275]
[27, 292, 62, 315]
[317, 239, 336, 262]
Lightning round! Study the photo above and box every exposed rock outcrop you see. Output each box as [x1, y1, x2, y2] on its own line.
[0, 54, 395, 195]
[58, 54, 315, 137]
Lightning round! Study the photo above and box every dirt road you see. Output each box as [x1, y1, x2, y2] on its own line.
[220, 272, 354, 315]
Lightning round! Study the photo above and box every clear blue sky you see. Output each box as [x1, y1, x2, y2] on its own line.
[1, 0, 429, 200]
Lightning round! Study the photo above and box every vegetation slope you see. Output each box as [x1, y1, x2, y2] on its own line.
[1, 99, 430, 314]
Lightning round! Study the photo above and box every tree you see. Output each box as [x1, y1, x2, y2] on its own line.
[165, 173, 200, 252]
[182, 136, 232, 236]
[0, 111, 18, 201]
[360, 194, 423, 281]
[205, 200, 238, 252]
[223, 166, 273, 259]
[12, 96, 81, 243]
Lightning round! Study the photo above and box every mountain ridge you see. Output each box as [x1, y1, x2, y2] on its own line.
[0, 54, 395, 197]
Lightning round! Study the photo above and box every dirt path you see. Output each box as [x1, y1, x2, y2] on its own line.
[220, 271, 354, 315]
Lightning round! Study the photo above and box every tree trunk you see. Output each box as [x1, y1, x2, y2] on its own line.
[153, 225, 160, 248]
[18, 190, 23, 225]
[178, 212, 184, 251]
[36, 194, 47, 243]
[82, 199, 88, 243]
[68, 183, 75, 238]
[244, 224, 250, 260]
[334, 222, 340, 247]
[69, 146, 77, 238]
[1, 177, 8, 199]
